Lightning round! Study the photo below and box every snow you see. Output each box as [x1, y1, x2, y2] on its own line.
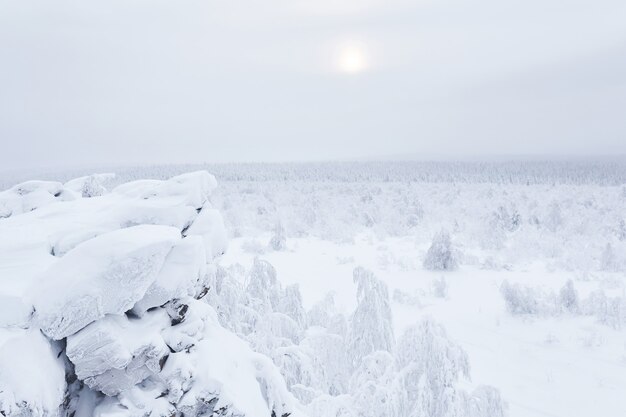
[112, 170, 217, 209]
[0, 328, 66, 417]
[32, 224, 181, 340]
[0, 169, 302, 417]
[184, 206, 228, 260]
[1, 162, 625, 417]
[222, 234, 626, 417]
[132, 236, 208, 315]
[0, 180, 73, 218]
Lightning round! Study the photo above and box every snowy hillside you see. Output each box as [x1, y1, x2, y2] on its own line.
[1, 163, 625, 417]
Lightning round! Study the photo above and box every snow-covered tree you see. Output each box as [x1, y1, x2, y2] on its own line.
[600, 242, 618, 272]
[396, 318, 470, 417]
[545, 201, 563, 233]
[423, 229, 459, 271]
[246, 257, 281, 312]
[81, 175, 107, 197]
[307, 292, 348, 337]
[275, 284, 303, 324]
[559, 279, 579, 313]
[269, 221, 287, 251]
[349, 351, 404, 417]
[347, 267, 395, 371]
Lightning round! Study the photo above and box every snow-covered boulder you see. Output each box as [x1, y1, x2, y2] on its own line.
[184, 206, 228, 260]
[66, 312, 170, 396]
[0, 329, 66, 417]
[0, 295, 33, 328]
[159, 299, 299, 417]
[32, 225, 180, 339]
[0, 180, 73, 218]
[132, 236, 208, 315]
[113, 171, 217, 209]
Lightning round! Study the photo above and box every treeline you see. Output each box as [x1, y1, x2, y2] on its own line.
[2, 159, 626, 191]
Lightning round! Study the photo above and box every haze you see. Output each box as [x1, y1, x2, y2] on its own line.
[1, 0, 625, 171]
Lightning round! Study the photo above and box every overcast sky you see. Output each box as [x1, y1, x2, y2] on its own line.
[1, 0, 625, 170]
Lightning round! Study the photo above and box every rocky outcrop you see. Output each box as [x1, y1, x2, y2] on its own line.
[0, 171, 302, 417]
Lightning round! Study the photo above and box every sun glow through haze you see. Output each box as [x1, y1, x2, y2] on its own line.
[336, 41, 369, 74]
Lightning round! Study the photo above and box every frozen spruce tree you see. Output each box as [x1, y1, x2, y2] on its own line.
[423, 229, 459, 271]
[347, 267, 395, 370]
[269, 221, 287, 251]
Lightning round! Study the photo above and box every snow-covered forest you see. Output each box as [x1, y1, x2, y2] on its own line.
[1, 161, 625, 417]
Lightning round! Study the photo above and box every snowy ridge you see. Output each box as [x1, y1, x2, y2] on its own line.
[0, 172, 300, 417]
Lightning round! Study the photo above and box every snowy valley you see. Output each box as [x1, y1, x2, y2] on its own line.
[1, 162, 625, 417]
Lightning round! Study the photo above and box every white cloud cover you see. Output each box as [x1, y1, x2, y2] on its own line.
[0, 0, 625, 170]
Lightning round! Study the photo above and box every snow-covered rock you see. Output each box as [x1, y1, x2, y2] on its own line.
[113, 171, 217, 209]
[0, 170, 305, 417]
[67, 312, 170, 396]
[132, 236, 208, 315]
[0, 295, 33, 328]
[0, 180, 73, 218]
[184, 206, 228, 260]
[0, 329, 66, 417]
[32, 225, 180, 340]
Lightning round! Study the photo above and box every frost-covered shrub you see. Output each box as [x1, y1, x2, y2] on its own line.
[582, 290, 626, 330]
[347, 267, 395, 370]
[483, 206, 522, 249]
[423, 229, 459, 271]
[433, 276, 448, 298]
[307, 292, 348, 337]
[465, 385, 507, 417]
[600, 242, 619, 271]
[407, 199, 425, 227]
[81, 175, 107, 197]
[559, 279, 579, 313]
[393, 289, 421, 306]
[545, 201, 563, 233]
[617, 219, 626, 241]
[241, 239, 266, 254]
[500, 280, 540, 315]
